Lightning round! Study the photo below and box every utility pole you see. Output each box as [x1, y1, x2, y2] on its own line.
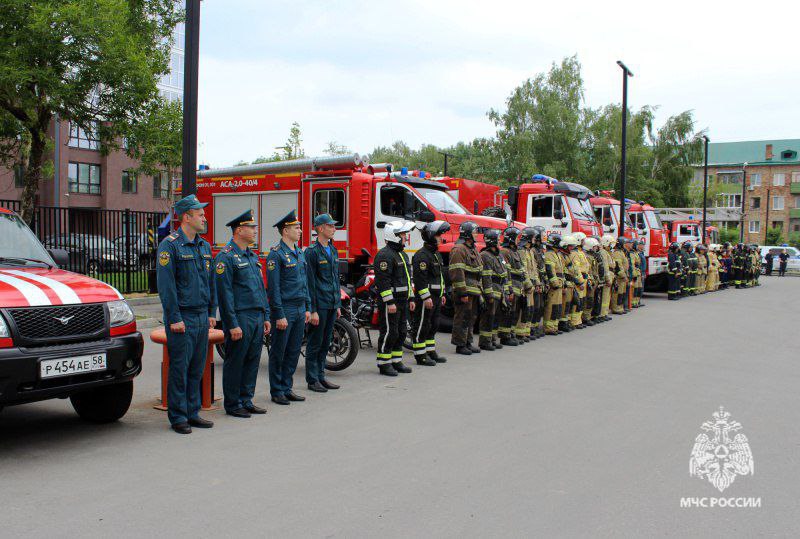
[701, 135, 710, 243]
[739, 162, 748, 242]
[438, 151, 454, 176]
[181, 0, 201, 197]
[616, 61, 634, 238]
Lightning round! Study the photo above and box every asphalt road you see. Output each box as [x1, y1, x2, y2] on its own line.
[1, 277, 798, 537]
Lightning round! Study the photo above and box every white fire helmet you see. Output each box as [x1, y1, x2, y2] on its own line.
[601, 234, 616, 248]
[572, 231, 587, 243]
[561, 235, 580, 247]
[384, 219, 415, 245]
[583, 237, 599, 250]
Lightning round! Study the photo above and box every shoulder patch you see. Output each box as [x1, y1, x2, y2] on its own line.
[159, 251, 170, 266]
[267, 259, 276, 271]
[379, 260, 388, 271]
[419, 261, 427, 270]
[216, 262, 225, 274]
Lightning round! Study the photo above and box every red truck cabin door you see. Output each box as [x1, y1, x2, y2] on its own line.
[305, 179, 350, 255]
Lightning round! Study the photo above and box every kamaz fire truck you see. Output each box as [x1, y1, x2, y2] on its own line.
[436, 175, 603, 237]
[626, 201, 669, 289]
[667, 219, 719, 246]
[193, 154, 523, 283]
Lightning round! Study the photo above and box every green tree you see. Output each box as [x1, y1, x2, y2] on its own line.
[323, 141, 351, 156]
[645, 111, 704, 207]
[0, 0, 181, 223]
[124, 97, 182, 201]
[765, 227, 784, 245]
[719, 226, 740, 245]
[488, 56, 586, 182]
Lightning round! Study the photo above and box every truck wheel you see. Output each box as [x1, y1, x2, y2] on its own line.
[70, 381, 133, 423]
[325, 318, 359, 371]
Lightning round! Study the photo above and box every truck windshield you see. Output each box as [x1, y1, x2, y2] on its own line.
[644, 210, 661, 228]
[415, 187, 468, 214]
[565, 196, 595, 221]
[0, 213, 55, 265]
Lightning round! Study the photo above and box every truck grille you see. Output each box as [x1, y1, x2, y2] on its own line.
[7, 304, 107, 345]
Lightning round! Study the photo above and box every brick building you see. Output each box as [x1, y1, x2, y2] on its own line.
[692, 139, 800, 244]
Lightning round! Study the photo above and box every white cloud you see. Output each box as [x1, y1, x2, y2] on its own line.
[197, 0, 800, 166]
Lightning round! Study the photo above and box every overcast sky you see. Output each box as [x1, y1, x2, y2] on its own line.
[195, 0, 799, 167]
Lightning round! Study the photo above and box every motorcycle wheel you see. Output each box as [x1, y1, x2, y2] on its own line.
[325, 318, 359, 371]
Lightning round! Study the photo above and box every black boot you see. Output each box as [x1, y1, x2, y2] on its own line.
[479, 341, 495, 351]
[415, 355, 436, 366]
[500, 336, 518, 346]
[378, 364, 398, 377]
[493, 340, 503, 350]
[428, 351, 447, 363]
[393, 361, 412, 373]
[456, 345, 473, 355]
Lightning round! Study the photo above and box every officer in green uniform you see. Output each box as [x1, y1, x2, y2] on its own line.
[266, 210, 311, 405]
[156, 194, 217, 434]
[215, 209, 270, 418]
[410, 221, 450, 365]
[305, 214, 342, 392]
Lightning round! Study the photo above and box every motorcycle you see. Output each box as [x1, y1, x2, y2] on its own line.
[214, 287, 360, 372]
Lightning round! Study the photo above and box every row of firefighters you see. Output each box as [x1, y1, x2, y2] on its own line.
[666, 241, 763, 298]
[375, 221, 651, 376]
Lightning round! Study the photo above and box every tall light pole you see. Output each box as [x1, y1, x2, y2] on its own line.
[438, 151, 454, 176]
[739, 162, 748, 242]
[701, 135, 710, 243]
[181, 0, 201, 197]
[616, 61, 634, 238]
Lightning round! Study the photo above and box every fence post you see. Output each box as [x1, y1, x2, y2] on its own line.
[125, 208, 132, 294]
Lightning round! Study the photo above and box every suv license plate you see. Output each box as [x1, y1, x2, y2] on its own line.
[40, 354, 107, 379]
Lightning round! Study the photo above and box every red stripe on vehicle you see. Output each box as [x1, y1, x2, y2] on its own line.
[0, 279, 30, 306]
[0, 271, 61, 304]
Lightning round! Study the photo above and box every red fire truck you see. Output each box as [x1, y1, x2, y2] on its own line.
[588, 192, 637, 240]
[193, 155, 524, 281]
[437, 175, 603, 237]
[626, 201, 669, 288]
[667, 219, 719, 246]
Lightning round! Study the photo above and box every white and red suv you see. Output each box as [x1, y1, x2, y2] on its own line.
[0, 208, 142, 423]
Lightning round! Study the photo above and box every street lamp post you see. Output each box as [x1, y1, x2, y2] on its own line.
[616, 61, 634, 238]
[438, 151, 454, 176]
[739, 162, 748, 242]
[181, 0, 201, 197]
[701, 135, 710, 243]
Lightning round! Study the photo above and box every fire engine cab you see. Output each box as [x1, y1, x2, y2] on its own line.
[626, 201, 669, 287]
[193, 155, 522, 283]
[0, 208, 142, 422]
[437, 175, 603, 237]
[668, 219, 719, 246]
[588, 192, 637, 240]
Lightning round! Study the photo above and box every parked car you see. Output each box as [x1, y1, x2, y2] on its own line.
[113, 233, 154, 268]
[43, 233, 133, 274]
[0, 209, 142, 423]
[759, 245, 800, 274]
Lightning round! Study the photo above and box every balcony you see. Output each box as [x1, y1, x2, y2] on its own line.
[790, 208, 800, 219]
[791, 182, 800, 195]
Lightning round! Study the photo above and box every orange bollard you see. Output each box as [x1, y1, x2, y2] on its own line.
[150, 327, 224, 411]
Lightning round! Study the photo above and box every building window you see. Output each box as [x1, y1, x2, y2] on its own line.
[122, 170, 137, 194]
[68, 162, 101, 194]
[68, 122, 99, 150]
[750, 173, 761, 187]
[717, 193, 742, 208]
[13, 165, 25, 188]
[795, 196, 800, 209]
[153, 172, 169, 198]
[773, 173, 785, 186]
[771, 221, 783, 230]
[719, 173, 742, 184]
[792, 172, 800, 184]
[772, 196, 785, 210]
[751, 197, 761, 209]
[748, 221, 760, 233]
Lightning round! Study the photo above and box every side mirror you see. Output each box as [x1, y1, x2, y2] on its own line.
[418, 210, 435, 223]
[48, 248, 69, 267]
[376, 221, 386, 229]
[603, 217, 612, 226]
[560, 219, 568, 228]
[553, 209, 563, 220]
[637, 221, 646, 230]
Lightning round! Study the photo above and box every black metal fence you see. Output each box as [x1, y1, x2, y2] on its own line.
[0, 200, 167, 294]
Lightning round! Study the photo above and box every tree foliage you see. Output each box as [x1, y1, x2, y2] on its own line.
[0, 0, 182, 222]
[124, 97, 182, 190]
